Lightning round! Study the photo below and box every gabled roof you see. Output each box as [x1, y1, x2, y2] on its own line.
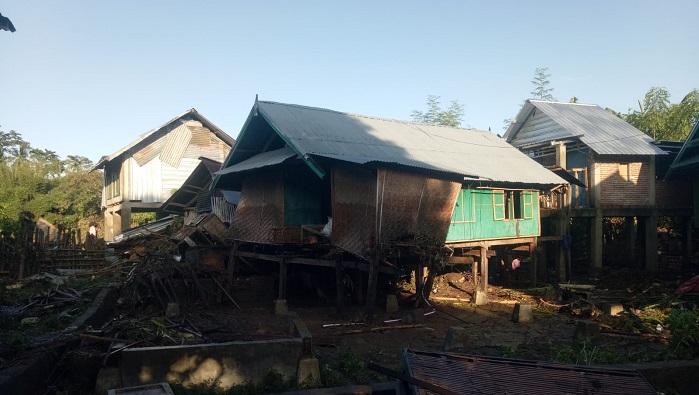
[665, 120, 699, 180]
[504, 100, 666, 156]
[93, 108, 235, 170]
[215, 100, 566, 188]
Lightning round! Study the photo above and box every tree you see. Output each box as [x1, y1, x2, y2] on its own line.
[530, 67, 556, 101]
[624, 87, 699, 141]
[411, 95, 465, 127]
[0, 126, 102, 232]
[503, 67, 558, 131]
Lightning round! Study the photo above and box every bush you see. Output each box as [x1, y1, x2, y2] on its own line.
[665, 306, 699, 359]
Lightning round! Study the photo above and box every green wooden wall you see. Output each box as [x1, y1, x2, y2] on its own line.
[446, 188, 540, 242]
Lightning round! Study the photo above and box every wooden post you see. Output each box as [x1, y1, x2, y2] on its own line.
[354, 269, 364, 305]
[644, 216, 658, 272]
[529, 240, 538, 287]
[278, 257, 288, 300]
[422, 261, 436, 305]
[480, 246, 488, 293]
[624, 216, 637, 265]
[335, 254, 345, 318]
[472, 251, 479, 289]
[366, 253, 379, 323]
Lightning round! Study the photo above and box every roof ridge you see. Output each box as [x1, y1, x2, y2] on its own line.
[258, 100, 486, 133]
[529, 100, 597, 107]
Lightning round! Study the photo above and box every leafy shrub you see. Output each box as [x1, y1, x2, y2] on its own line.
[665, 306, 699, 359]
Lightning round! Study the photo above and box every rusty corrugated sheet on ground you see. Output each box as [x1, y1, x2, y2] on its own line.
[404, 349, 657, 395]
[332, 166, 376, 258]
[229, 172, 284, 243]
[377, 169, 460, 245]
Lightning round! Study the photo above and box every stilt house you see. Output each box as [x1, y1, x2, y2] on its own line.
[214, 99, 566, 307]
[94, 109, 235, 241]
[504, 100, 692, 274]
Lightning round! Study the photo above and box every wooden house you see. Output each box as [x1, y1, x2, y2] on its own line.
[94, 109, 235, 241]
[504, 100, 692, 273]
[214, 99, 566, 308]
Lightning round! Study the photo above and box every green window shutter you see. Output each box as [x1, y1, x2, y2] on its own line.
[493, 190, 505, 220]
[463, 189, 475, 221]
[523, 191, 534, 219]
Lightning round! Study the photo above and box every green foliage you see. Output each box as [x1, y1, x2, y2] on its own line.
[338, 346, 366, 378]
[501, 344, 521, 358]
[624, 87, 699, 141]
[319, 363, 343, 387]
[0, 126, 101, 232]
[665, 306, 699, 359]
[530, 67, 556, 101]
[411, 95, 465, 127]
[131, 212, 157, 227]
[550, 340, 622, 365]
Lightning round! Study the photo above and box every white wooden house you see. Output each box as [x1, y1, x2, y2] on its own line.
[94, 109, 235, 241]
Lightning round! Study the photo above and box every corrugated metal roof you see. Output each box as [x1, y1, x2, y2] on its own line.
[504, 100, 666, 156]
[665, 120, 699, 180]
[112, 215, 177, 243]
[216, 146, 297, 175]
[93, 109, 235, 170]
[404, 349, 657, 395]
[219, 101, 566, 187]
[221, 190, 241, 205]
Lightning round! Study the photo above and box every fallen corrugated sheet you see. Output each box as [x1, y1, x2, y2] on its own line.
[404, 349, 657, 395]
[113, 215, 177, 243]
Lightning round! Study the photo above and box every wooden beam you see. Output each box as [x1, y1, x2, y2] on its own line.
[445, 256, 474, 264]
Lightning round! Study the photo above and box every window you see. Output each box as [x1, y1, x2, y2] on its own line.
[619, 163, 630, 181]
[493, 190, 534, 221]
[451, 189, 476, 223]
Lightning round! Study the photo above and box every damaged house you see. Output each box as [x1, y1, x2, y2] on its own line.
[93, 109, 235, 242]
[504, 100, 693, 273]
[213, 99, 566, 310]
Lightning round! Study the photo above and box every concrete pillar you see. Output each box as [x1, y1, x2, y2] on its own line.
[512, 303, 534, 323]
[385, 294, 399, 313]
[119, 206, 131, 234]
[574, 320, 600, 341]
[443, 326, 468, 351]
[644, 216, 658, 272]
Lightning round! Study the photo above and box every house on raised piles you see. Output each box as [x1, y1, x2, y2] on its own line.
[213, 99, 566, 311]
[94, 109, 235, 241]
[504, 100, 693, 275]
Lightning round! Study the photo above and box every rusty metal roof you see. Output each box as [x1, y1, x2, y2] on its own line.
[93, 109, 235, 170]
[217, 100, 566, 188]
[404, 349, 657, 395]
[504, 100, 667, 156]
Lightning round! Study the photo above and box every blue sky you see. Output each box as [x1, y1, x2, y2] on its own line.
[1, 1, 697, 164]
